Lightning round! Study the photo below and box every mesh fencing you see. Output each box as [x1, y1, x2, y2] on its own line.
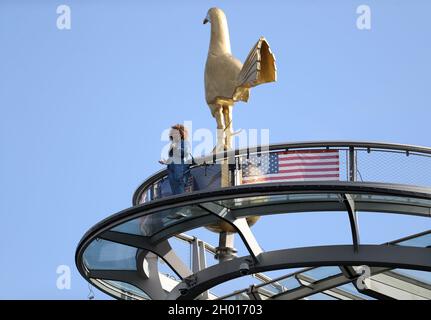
[355, 149, 431, 187]
[139, 146, 431, 204]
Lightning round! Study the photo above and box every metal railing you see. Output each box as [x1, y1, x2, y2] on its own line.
[133, 141, 431, 205]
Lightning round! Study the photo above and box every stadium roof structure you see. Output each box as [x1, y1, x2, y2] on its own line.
[76, 141, 431, 300]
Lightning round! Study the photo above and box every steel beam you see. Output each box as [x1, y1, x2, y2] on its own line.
[341, 193, 360, 251]
[167, 245, 431, 300]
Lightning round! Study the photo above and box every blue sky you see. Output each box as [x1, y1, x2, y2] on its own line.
[1, 0, 431, 299]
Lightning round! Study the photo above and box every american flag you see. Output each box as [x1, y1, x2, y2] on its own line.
[241, 149, 340, 183]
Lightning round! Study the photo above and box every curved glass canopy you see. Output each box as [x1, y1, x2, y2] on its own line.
[76, 142, 431, 300]
[77, 182, 431, 300]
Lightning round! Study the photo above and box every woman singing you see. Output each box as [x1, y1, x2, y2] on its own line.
[159, 124, 192, 195]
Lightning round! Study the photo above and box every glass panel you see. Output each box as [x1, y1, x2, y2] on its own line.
[221, 292, 250, 300]
[390, 269, 431, 285]
[258, 283, 281, 295]
[395, 232, 431, 248]
[301, 266, 342, 281]
[217, 193, 340, 209]
[337, 283, 375, 300]
[255, 267, 371, 300]
[83, 239, 137, 270]
[357, 212, 431, 245]
[253, 212, 352, 251]
[209, 275, 262, 299]
[259, 274, 301, 296]
[279, 276, 302, 290]
[104, 280, 150, 299]
[111, 205, 211, 237]
[305, 292, 337, 300]
[353, 194, 431, 207]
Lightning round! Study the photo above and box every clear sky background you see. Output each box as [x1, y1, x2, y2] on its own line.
[1, 0, 431, 299]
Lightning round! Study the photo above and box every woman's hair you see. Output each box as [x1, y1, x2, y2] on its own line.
[170, 124, 189, 141]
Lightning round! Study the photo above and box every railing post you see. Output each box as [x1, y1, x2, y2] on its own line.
[233, 156, 242, 186]
[191, 237, 209, 300]
[150, 184, 155, 201]
[347, 146, 360, 252]
[349, 146, 356, 182]
[192, 238, 207, 273]
[229, 162, 236, 186]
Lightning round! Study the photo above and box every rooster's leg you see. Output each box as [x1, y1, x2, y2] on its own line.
[213, 104, 226, 152]
[222, 105, 233, 150]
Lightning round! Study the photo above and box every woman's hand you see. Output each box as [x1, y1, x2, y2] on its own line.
[158, 159, 167, 165]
